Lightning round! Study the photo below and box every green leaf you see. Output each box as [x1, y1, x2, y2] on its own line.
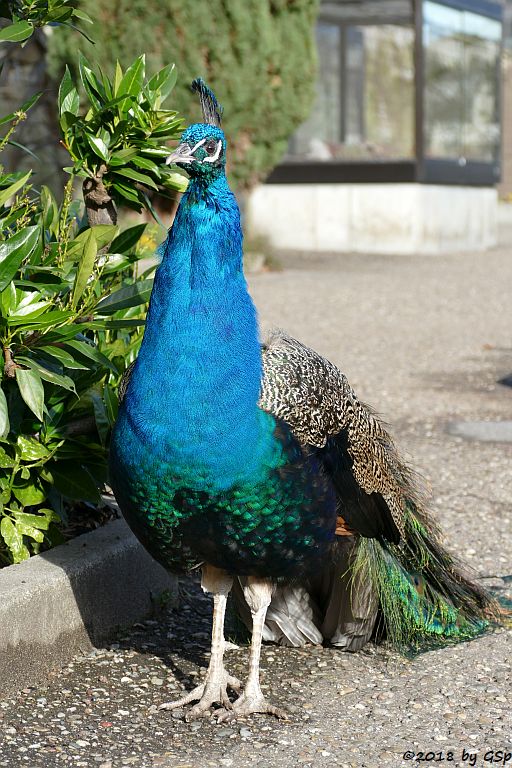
[15, 522, 44, 543]
[42, 461, 100, 503]
[58, 66, 80, 119]
[37, 325, 85, 344]
[85, 134, 110, 162]
[113, 60, 123, 95]
[13, 481, 47, 506]
[100, 253, 136, 274]
[0, 111, 17, 128]
[160, 170, 189, 193]
[0, 226, 41, 293]
[7, 310, 74, 328]
[0, 21, 33, 43]
[59, 111, 80, 133]
[0, 282, 16, 317]
[132, 155, 159, 173]
[19, 92, 43, 114]
[16, 435, 50, 461]
[72, 228, 97, 309]
[0, 170, 31, 208]
[111, 182, 143, 207]
[109, 147, 138, 166]
[146, 63, 178, 103]
[0, 388, 9, 439]
[67, 225, 119, 256]
[46, 5, 74, 23]
[140, 146, 173, 158]
[103, 384, 118, 425]
[40, 185, 59, 235]
[117, 54, 145, 98]
[15, 368, 44, 421]
[91, 392, 109, 445]
[0, 445, 14, 468]
[38, 346, 89, 370]
[72, 8, 93, 24]
[78, 54, 103, 110]
[16, 357, 76, 394]
[62, 339, 117, 372]
[98, 67, 113, 101]
[89, 318, 146, 330]
[113, 167, 158, 190]
[95, 279, 153, 314]
[9, 301, 50, 320]
[110, 223, 147, 254]
[0, 517, 29, 563]
[59, 19, 95, 45]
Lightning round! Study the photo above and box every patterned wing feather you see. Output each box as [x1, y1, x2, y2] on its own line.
[259, 331, 427, 543]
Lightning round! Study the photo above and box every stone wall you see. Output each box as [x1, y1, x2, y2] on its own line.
[246, 182, 498, 254]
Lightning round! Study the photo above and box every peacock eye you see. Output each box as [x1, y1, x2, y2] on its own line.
[205, 140, 218, 155]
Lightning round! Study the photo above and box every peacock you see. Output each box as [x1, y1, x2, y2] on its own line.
[109, 79, 496, 722]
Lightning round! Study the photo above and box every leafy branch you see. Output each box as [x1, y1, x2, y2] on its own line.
[0, 0, 93, 44]
[59, 54, 188, 222]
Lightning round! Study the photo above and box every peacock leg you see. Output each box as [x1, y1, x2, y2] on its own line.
[216, 576, 288, 722]
[159, 564, 241, 720]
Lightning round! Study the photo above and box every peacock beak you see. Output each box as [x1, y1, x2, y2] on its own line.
[165, 143, 195, 166]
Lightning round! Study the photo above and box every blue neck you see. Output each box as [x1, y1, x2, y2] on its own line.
[123, 175, 277, 488]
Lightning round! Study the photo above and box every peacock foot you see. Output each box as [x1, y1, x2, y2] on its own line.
[215, 689, 289, 723]
[159, 669, 242, 721]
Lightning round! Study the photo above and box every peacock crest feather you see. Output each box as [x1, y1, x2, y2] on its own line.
[191, 77, 224, 127]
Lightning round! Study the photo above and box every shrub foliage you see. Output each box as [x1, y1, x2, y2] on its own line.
[0, 5, 183, 565]
[47, 0, 320, 190]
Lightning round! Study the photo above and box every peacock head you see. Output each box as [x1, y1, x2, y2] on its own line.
[166, 79, 226, 183]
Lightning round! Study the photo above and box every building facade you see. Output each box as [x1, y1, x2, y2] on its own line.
[248, 0, 507, 254]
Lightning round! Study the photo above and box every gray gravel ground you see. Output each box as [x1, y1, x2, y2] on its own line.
[1, 245, 511, 768]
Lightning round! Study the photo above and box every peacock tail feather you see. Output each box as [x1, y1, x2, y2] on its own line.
[351, 500, 499, 651]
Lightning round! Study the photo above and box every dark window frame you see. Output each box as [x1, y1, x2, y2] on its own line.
[268, 0, 503, 187]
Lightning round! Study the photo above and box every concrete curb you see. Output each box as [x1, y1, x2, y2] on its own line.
[0, 518, 177, 696]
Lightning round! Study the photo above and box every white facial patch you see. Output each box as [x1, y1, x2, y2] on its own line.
[202, 140, 222, 164]
[190, 138, 207, 154]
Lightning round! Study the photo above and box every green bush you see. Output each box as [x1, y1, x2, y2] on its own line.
[0, 7, 184, 565]
[0, 180, 153, 564]
[47, 0, 320, 190]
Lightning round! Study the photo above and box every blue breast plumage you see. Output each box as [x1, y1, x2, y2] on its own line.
[109, 159, 337, 578]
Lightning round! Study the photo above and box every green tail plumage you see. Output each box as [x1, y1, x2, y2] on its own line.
[352, 502, 497, 651]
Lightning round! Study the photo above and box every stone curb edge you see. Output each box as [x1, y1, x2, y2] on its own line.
[0, 518, 177, 697]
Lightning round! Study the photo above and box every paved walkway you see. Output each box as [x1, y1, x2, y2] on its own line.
[1, 245, 511, 768]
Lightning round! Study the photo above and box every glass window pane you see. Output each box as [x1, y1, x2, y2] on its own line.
[289, 22, 414, 161]
[345, 25, 415, 159]
[291, 23, 341, 158]
[424, 1, 502, 163]
[424, 2, 465, 158]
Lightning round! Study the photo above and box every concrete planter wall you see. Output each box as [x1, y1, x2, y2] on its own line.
[0, 519, 177, 697]
[246, 183, 498, 255]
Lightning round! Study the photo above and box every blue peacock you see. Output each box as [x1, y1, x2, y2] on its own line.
[109, 79, 496, 722]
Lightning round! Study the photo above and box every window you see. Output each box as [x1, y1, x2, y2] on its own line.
[291, 23, 342, 159]
[423, 1, 502, 163]
[272, 0, 503, 185]
[289, 21, 415, 162]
